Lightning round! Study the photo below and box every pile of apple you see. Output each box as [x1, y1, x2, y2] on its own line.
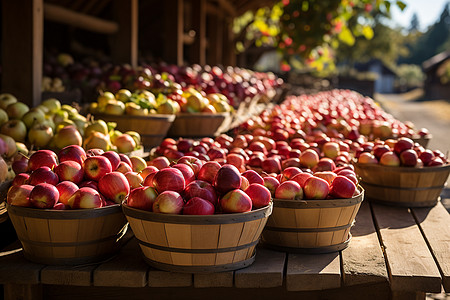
[357, 137, 448, 167]
[6, 145, 148, 210]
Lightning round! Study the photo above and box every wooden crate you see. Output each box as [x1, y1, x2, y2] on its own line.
[7, 204, 128, 265]
[167, 112, 230, 138]
[355, 163, 450, 207]
[261, 188, 364, 253]
[122, 203, 272, 273]
[94, 113, 175, 149]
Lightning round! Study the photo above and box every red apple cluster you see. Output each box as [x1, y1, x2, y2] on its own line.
[6, 146, 140, 210]
[127, 155, 272, 215]
[357, 137, 448, 167]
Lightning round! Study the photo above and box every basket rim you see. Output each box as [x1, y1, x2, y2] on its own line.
[94, 112, 176, 121]
[6, 203, 122, 219]
[173, 112, 230, 120]
[354, 162, 450, 173]
[272, 187, 364, 209]
[122, 201, 273, 224]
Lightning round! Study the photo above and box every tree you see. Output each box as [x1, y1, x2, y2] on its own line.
[409, 13, 420, 33]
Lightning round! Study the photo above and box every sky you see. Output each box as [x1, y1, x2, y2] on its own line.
[389, 0, 449, 31]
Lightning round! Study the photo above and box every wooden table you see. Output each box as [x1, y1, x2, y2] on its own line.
[0, 199, 449, 300]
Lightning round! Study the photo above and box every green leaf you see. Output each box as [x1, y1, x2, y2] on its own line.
[362, 25, 374, 40]
[396, 1, 406, 11]
[338, 27, 355, 46]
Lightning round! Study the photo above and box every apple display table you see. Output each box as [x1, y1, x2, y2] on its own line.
[1, 200, 449, 300]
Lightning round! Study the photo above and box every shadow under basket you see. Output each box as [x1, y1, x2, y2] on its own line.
[261, 188, 364, 254]
[354, 163, 450, 207]
[122, 203, 272, 273]
[167, 112, 230, 138]
[7, 204, 128, 265]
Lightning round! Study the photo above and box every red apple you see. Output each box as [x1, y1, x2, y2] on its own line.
[322, 142, 340, 159]
[247, 153, 265, 168]
[393, 137, 414, 155]
[244, 183, 271, 208]
[373, 144, 391, 160]
[153, 167, 185, 193]
[119, 153, 133, 166]
[281, 167, 302, 182]
[28, 166, 59, 186]
[83, 155, 113, 181]
[6, 184, 34, 207]
[124, 171, 144, 189]
[140, 166, 159, 179]
[313, 158, 336, 172]
[172, 163, 196, 185]
[12, 155, 29, 174]
[58, 145, 86, 166]
[428, 157, 445, 167]
[261, 157, 282, 174]
[79, 180, 98, 190]
[30, 183, 59, 209]
[127, 186, 158, 211]
[153, 191, 184, 214]
[54, 161, 84, 184]
[27, 149, 58, 172]
[226, 153, 246, 172]
[303, 176, 330, 200]
[400, 149, 418, 167]
[240, 176, 250, 191]
[184, 179, 218, 206]
[379, 151, 400, 166]
[130, 156, 147, 173]
[219, 189, 252, 213]
[67, 187, 103, 209]
[329, 175, 357, 199]
[281, 157, 301, 169]
[197, 160, 221, 184]
[101, 151, 121, 170]
[314, 171, 337, 186]
[176, 155, 203, 176]
[116, 161, 133, 174]
[183, 197, 215, 215]
[98, 171, 131, 203]
[358, 152, 378, 164]
[299, 149, 319, 169]
[176, 138, 194, 153]
[12, 173, 30, 186]
[263, 176, 280, 197]
[418, 150, 434, 166]
[241, 169, 264, 185]
[53, 202, 68, 210]
[291, 172, 313, 188]
[213, 164, 242, 194]
[56, 181, 79, 205]
[274, 180, 303, 200]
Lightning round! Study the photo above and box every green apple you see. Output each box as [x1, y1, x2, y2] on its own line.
[6, 102, 29, 120]
[53, 125, 83, 149]
[53, 109, 69, 125]
[56, 120, 75, 132]
[28, 123, 54, 148]
[0, 93, 17, 110]
[35, 104, 50, 114]
[156, 100, 180, 114]
[0, 120, 27, 142]
[22, 108, 46, 129]
[42, 98, 62, 113]
[85, 119, 109, 137]
[61, 104, 79, 118]
[125, 102, 148, 116]
[71, 114, 87, 131]
[109, 130, 122, 144]
[104, 100, 125, 115]
[84, 131, 111, 151]
[98, 92, 115, 109]
[115, 89, 132, 102]
[125, 131, 141, 146]
[0, 108, 9, 126]
[15, 142, 28, 156]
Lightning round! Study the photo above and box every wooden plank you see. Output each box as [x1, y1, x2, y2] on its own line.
[191, 0, 207, 65]
[4, 283, 42, 300]
[341, 201, 389, 286]
[93, 238, 148, 287]
[164, 0, 184, 66]
[193, 272, 233, 288]
[222, 16, 235, 66]
[286, 252, 341, 291]
[2, 0, 43, 107]
[411, 202, 450, 292]
[371, 203, 442, 293]
[206, 10, 224, 65]
[234, 247, 285, 288]
[0, 245, 43, 284]
[111, 0, 138, 68]
[40, 264, 95, 287]
[147, 269, 193, 287]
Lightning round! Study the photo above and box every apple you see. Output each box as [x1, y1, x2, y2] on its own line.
[114, 134, 136, 153]
[58, 145, 86, 165]
[247, 153, 265, 168]
[219, 189, 252, 213]
[393, 137, 414, 155]
[299, 149, 320, 169]
[274, 180, 303, 200]
[428, 157, 445, 167]
[322, 142, 340, 159]
[79, 180, 98, 190]
[400, 149, 418, 167]
[98, 171, 131, 203]
[313, 158, 336, 172]
[303, 176, 330, 200]
[130, 156, 147, 173]
[85, 119, 108, 137]
[261, 157, 282, 174]
[101, 151, 121, 170]
[280, 167, 302, 182]
[53, 125, 83, 149]
[116, 161, 133, 174]
[30, 183, 60, 209]
[56, 181, 79, 205]
[176, 138, 194, 153]
[183, 180, 217, 206]
[153, 191, 184, 214]
[197, 160, 221, 184]
[329, 175, 357, 199]
[177, 156, 203, 176]
[1, 120, 27, 142]
[358, 152, 378, 164]
[373, 144, 391, 160]
[67, 187, 103, 209]
[124, 171, 144, 189]
[83, 131, 110, 151]
[21, 108, 45, 129]
[127, 186, 158, 211]
[379, 151, 400, 167]
[28, 149, 58, 172]
[291, 172, 313, 188]
[0, 93, 17, 110]
[12, 155, 29, 174]
[12, 173, 30, 186]
[6, 102, 29, 119]
[244, 183, 271, 208]
[140, 166, 159, 179]
[281, 158, 301, 169]
[418, 150, 434, 166]
[7, 184, 34, 207]
[83, 155, 113, 181]
[54, 160, 84, 184]
[28, 166, 59, 186]
[241, 169, 264, 185]
[240, 176, 250, 191]
[147, 156, 170, 170]
[41, 98, 61, 113]
[314, 171, 337, 185]
[213, 164, 242, 194]
[53, 203, 68, 210]
[153, 167, 186, 193]
[172, 163, 196, 185]
[207, 147, 227, 160]
[183, 197, 215, 215]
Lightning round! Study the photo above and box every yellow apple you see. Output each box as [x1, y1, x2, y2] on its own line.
[28, 123, 54, 148]
[104, 100, 125, 115]
[84, 131, 111, 150]
[85, 119, 109, 137]
[42, 98, 62, 113]
[125, 102, 148, 116]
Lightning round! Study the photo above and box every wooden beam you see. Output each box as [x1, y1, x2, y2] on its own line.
[206, 11, 224, 65]
[191, 0, 207, 65]
[222, 17, 236, 66]
[217, 0, 236, 16]
[2, 0, 43, 107]
[111, 0, 139, 68]
[164, 0, 184, 66]
[44, 3, 118, 35]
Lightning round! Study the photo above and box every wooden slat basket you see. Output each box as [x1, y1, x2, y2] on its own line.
[94, 113, 176, 149]
[122, 202, 272, 273]
[354, 163, 450, 207]
[7, 204, 128, 265]
[261, 188, 364, 254]
[167, 112, 230, 138]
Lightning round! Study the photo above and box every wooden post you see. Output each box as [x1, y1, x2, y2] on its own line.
[2, 0, 43, 107]
[164, 0, 184, 66]
[111, 0, 138, 68]
[191, 0, 206, 65]
[222, 17, 235, 67]
[207, 10, 223, 65]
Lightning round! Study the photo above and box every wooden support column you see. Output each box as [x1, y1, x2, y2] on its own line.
[2, 0, 43, 107]
[207, 11, 224, 65]
[222, 17, 236, 67]
[164, 0, 184, 66]
[111, 0, 138, 68]
[191, 0, 207, 65]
